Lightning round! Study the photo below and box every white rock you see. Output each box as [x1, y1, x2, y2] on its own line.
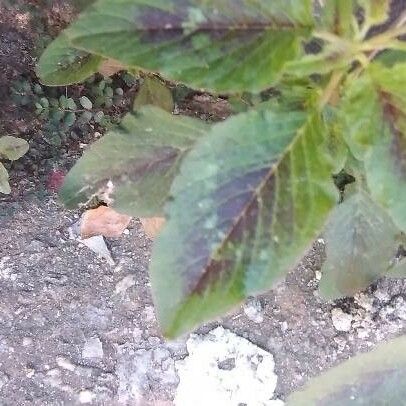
[174, 326, 283, 406]
[79, 390, 96, 404]
[331, 308, 353, 332]
[243, 298, 264, 323]
[374, 289, 390, 302]
[355, 293, 374, 312]
[56, 356, 75, 372]
[22, 337, 33, 346]
[82, 337, 104, 359]
[114, 275, 135, 295]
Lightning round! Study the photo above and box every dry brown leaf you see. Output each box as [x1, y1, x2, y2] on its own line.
[81, 206, 132, 239]
[140, 217, 165, 239]
[98, 59, 125, 77]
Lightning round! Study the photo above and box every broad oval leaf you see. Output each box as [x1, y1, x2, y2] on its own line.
[0, 136, 29, 161]
[65, 0, 313, 93]
[60, 106, 208, 216]
[0, 163, 10, 195]
[286, 335, 406, 405]
[320, 190, 399, 299]
[37, 32, 102, 86]
[150, 109, 338, 337]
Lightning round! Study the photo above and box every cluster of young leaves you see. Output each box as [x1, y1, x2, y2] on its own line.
[11, 76, 128, 146]
[38, 0, 406, 339]
[0, 136, 29, 194]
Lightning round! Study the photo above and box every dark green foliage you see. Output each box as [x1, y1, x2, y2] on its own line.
[11, 73, 133, 146]
[38, 0, 406, 341]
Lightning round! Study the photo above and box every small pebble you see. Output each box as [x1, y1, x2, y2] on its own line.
[79, 390, 96, 404]
[243, 297, 264, 324]
[331, 308, 353, 332]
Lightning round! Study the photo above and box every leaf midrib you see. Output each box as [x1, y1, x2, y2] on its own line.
[190, 118, 312, 295]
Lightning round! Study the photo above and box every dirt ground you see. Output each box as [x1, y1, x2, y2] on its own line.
[1, 1, 406, 405]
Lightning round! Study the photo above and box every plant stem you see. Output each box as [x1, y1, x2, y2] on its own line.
[319, 70, 344, 110]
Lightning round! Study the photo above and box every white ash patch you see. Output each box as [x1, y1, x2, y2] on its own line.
[174, 326, 283, 406]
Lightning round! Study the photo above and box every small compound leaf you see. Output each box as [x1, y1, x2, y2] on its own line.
[0, 136, 29, 161]
[37, 32, 102, 86]
[80, 206, 132, 238]
[66, 0, 314, 93]
[0, 163, 11, 194]
[286, 335, 406, 405]
[320, 191, 399, 299]
[60, 106, 208, 217]
[134, 77, 174, 113]
[150, 109, 338, 337]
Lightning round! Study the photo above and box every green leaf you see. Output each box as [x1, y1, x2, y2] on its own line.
[375, 49, 406, 67]
[0, 136, 29, 161]
[60, 106, 208, 216]
[365, 130, 406, 231]
[286, 335, 406, 405]
[320, 190, 399, 299]
[66, 0, 313, 93]
[37, 32, 102, 86]
[150, 109, 338, 337]
[319, 0, 355, 38]
[134, 77, 174, 113]
[66, 98, 78, 110]
[369, 62, 406, 109]
[359, 0, 390, 26]
[338, 74, 383, 160]
[364, 63, 406, 231]
[0, 163, 11, 194]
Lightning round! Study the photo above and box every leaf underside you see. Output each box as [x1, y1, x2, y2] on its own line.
[150, 108, 338, 337]
[320, 191, 399, 299]
[59, 106, 208, 217]
[63, 0, 313, 93]
[37, 32, 102, 86]
[287, 335, 406, 405]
